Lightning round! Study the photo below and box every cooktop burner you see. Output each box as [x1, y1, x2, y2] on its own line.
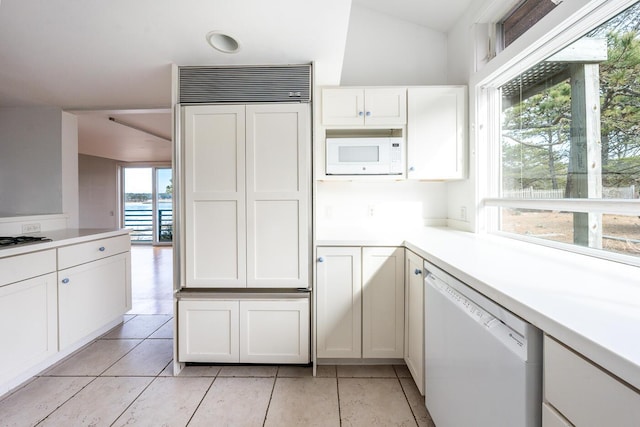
[0, 236, 52, 247]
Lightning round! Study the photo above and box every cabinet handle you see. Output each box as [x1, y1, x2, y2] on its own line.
[409, 166, 415, 172]
[358, 111, 364, 117]
[365, 111, 371, 117]
[414, 268, 422, 275]
[61, 278, 70, 284]
[318, 257, 325, 263]
[99, 246, 106, 252]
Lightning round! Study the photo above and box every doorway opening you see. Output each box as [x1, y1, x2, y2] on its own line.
[121, 165, 173, 245]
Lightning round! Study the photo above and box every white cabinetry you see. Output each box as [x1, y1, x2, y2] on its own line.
[407, 86, 466, 180]
[177, 299, 239, 363]
[183, 103, 309, 289]
[57, 235, 131, 350]
[240, 299, 310, 363]
[316, 246, 404, 359]
[0, 250, 57, 389]
[543, 334, 640, 426]
[362, 247, 404, 358]
[315, 247, 361, 358]
[322, 88, 407, 127]
[404, 250, 424, 395]
[178, 297, 309, 364]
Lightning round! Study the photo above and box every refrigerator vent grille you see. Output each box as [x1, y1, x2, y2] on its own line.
[179, 65, 311, 103]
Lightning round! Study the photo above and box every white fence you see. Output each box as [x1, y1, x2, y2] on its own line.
[503, 188, 565, 199]
[503, 185, 636, 199]
[603, 185, 636, 199]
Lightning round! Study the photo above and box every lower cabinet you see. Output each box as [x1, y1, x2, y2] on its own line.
[316, 246, 404, 359]
[543, 334, 640, 426]
[178, 297, 310, 364]
[58, 253, 131, 350]
[0, 272, 58, 388]
[404, 249, 425, 395]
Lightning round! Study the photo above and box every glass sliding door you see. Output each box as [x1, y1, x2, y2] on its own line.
[122, 165, 173, 245]
[155, 167, 173, 245]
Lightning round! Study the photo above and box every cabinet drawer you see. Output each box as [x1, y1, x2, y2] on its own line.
[58, 234, 130, 269]
[0, 249, 56, 287]
[544, 335, 640, 426]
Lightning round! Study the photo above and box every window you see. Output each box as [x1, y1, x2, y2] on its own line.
[501, 0, 560, 48]
[484, 1, 640, 264]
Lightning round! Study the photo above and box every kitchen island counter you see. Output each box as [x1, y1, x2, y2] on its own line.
[0, 227, 131, 396]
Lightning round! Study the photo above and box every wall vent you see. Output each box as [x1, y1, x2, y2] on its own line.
[179, 64, 311, 104]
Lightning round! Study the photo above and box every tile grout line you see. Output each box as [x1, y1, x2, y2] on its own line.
[108, 375, 158, 427]
[34, 375, 101, 426]
[398, 377, 419, 426]
[95, 337, 148, 377]
[184, 373, 218, 426]
[336, 374, 343, 427]
[261, 366, 279, 427]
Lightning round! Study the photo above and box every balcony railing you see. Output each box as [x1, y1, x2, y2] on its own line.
[124, 208, 173, 243]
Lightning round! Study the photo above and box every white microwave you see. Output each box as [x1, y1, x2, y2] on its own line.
[325, 137, 404, 175]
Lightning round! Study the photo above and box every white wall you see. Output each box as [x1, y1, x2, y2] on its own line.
[316, 180, 448, 230]
[445, 3, 483, 232]
[0, 107, 64, 216]
[78, 154, 119, 229]
[62, 112, 79, 228]
[340, 4, 448, 85]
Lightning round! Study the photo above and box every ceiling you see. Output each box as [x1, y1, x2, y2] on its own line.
[354, 0, 474, 32]
[0, 0, 473, 162]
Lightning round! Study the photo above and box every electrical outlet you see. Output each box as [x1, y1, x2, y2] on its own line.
[460, 206, 467, 221]
[368, 205, 375, 217]
[22, 223, 41, 233]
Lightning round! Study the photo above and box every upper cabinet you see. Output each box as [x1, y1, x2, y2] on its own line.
[407, 86, 467, 180]
[183, 103, 310, 289]
[318, 85, 467, 181]
[322, 88, 407, 127]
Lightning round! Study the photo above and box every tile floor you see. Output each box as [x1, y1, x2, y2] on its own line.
[0, 246, 436, 426]
[1, 314, 435, 426]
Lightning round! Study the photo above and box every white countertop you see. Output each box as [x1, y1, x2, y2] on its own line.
[0, 228, 130, 258]
[317, 226, 640, 390]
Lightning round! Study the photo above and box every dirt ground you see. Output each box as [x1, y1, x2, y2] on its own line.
[501, 209, 640, 257]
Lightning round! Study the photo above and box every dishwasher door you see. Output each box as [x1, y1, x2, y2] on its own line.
[424, 262, 542, 427]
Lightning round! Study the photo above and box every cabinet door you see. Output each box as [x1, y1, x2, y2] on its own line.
[364, 88, 407, 126]
[316, 247, 362, 358]
[240, 299, 309, 363]
[407, 86, 466, 180]
[322, 88, 365, 126]
[362, 247, 404, 358]
[246, 104, 310, 288]
[0, 273, 57, 386]
[58, 253, 129, 349]
[178, 299, 239, 363]
[184, 105, 246, 288]
[404, 250, 424, 394]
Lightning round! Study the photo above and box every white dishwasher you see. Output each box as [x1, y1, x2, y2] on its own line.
[424, 261, 542, 427]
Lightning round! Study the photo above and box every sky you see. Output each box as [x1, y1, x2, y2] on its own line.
[124, 167, 172, 194]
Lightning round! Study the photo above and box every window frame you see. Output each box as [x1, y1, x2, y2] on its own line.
[476, 0, 640, 266]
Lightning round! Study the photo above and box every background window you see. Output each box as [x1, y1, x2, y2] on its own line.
[495, 1, 640, 260]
